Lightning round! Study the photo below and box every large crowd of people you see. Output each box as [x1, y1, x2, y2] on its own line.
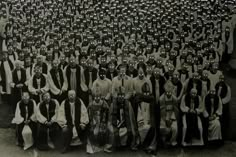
[0, 0, 234, 155]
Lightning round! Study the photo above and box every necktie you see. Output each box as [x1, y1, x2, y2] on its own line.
[25, 105, 28, 120]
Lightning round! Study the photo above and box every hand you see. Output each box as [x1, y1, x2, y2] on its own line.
[24, 120, 30, 125]
[16, 84, 23, 88]
[80, 124, 86, 130]
[166, 120, 172, 128]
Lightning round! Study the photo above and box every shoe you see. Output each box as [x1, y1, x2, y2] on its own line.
[61, 147, 68, 154]
[104, 147, 112, 153]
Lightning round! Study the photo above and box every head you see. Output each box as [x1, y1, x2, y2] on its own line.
[25, 56, 32, 67]
[211, 62, 219, 73]
[87, 59, 94, 71]
[68, 90, 76, 102]
[99, 68, 106, 80]
[15, 60, 22, 70]
[190, 88, 197, 98]
[117, 87, 125, 103]
[22, 92, 30, 104]
[209, 89, 216, 98]
[108, 62, 115, 72]
[43, 92, 51, 103]
[69, 56, 76, 68]
[34, 65, 42, 77]
[128, 60, 135, 71]
[119, 66, 127, 78]
[138, 67, 145, 80]
[193, 72, 199, 82]
[202, 70, 208, 80]
[52, 60, 59, 70]
[142, 82, 151, 96]
[153, 68, 161, 79]
[36, 55, 43, 64]
[172, 71, 179, 84]
[60, 54, 66, 63]
[219, 74, 225, 83]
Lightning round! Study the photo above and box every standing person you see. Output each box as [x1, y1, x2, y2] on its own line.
[12, 92, 37, 150]
[63, 55, 87, 99]
[48, 60, 67, 103]
[28, 65, 49, 103]
[0, 51, 14, 103]
[215, 75, 231, 139]
[58, 90, 89, 154]
[37, 92, 60, 150]
[11, 60, 27, 113]
[83, 59, 98, 106]
[180, 88, 204, 146]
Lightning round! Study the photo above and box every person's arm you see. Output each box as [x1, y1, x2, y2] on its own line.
[28, 77, 37, 95]
[30, 100, 38, 122]
[80, 99, 89, 127]
[80, 66, 88, 92]
[196, 96, 204, 115]
[62, 66, 68, 92]
[56, 101, 67, 127]
[180, 95, 190, 113]
[36, 103, 47, 124]
[222, 85, 231, 104]
[216, 98, 223, 117]
[11, 101, 24, 124]
[51, 99, 60, 123]
[47, 72, 61, 95]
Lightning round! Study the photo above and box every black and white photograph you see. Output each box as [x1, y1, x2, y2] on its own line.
[0, 0, 236, 157]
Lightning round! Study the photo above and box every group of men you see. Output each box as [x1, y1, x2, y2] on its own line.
[0, 0, 234, 155]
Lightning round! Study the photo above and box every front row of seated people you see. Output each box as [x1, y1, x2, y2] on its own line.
[12, 66, 229, 154]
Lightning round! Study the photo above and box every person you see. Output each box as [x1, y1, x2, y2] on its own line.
[83, 59, 98, 106]
[58, 90, 89, 154]
[0, 51, 14, 103]
[111, 86, 138, 151]
[92, 68, 112, 102]
[133, 67, 152, 118]
[48, 60, 67, 103]
[180, 88, 204, 146]
[208, 62, 223, 89]
[215, 75, 231, 139]
[136, 82, 157, 155]
[28, 65, 49, 103]
[86, 84, 111, 154]
[203, 89, 223, 143]
[159, 82, 179, 146]
[36, 92, 60, 150]
[63, 55, 87, 98]
[170, 71, 184, 103]
[150, 68, 166, 104]
[11, 60, 27, 112]
[12, 92, 37, 150]
[106, 62, 118, 80]
[185, 72, 202, 96]
[126, 60, 138, 78]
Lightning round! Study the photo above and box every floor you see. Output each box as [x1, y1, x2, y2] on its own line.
[0, 128, 236, 157]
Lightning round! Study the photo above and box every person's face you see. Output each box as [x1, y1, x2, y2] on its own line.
[119, 67, 126, 77]
[15, 62, 21, 70]
[138, 70, 144, 80]
[47, 52, 53, 61]
[210, 90, 216, 98]
[52, 60, 59, 70]
[69, 57, 76, 67]
[94, 95, 101, 103]
[146, 66, 152, 75]
[43, 93, 51, 103]
[219, 75, 224, 82]
[108, 63, 115, 72]
[172, 74, 179, 83]
[202, 72, 208, 80]
[37, 57, 43, 64]
[191, 91, 197, 98]
[60, 55, 65, 63]
[35, 67, 42, 77]
[22, 93, 30, 104]
[101, 57, 106, 64]
[166, 91, 172, 98]
[68, 92, 76, 102]
[117, 93, 125, 103]
[25, 57, 31, 66]
[99, 71, 106, 80]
